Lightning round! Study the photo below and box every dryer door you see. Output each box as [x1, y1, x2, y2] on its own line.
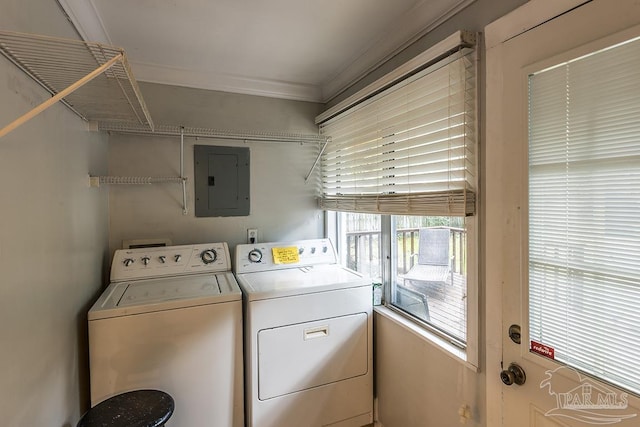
[257, 312, 368, 400]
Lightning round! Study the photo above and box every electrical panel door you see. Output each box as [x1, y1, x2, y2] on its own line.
[194, 145, 250, 217]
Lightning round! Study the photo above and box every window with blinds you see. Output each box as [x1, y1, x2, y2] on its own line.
[528, 35, 640, 394]
[320, 32, 478, 364]
[318, 48, 476, 217]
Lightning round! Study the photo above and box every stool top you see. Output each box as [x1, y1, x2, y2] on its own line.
[78, 390, 174, 427]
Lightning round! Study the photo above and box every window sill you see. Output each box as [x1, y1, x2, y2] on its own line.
[374, 305, 478, 372]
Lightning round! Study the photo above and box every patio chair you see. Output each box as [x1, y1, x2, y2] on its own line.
[400, 228, 452, 288]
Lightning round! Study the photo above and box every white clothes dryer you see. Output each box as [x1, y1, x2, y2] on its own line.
[234, 238, 373, 427]
[88, 242, 244, 427]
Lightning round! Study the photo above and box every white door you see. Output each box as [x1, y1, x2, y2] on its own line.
[486, 0, 640, 425]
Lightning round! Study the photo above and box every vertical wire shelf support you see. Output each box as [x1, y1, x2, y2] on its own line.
[89, 127, 188, 215]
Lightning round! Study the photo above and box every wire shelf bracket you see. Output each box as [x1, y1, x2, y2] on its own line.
[89, 128, 189, 215]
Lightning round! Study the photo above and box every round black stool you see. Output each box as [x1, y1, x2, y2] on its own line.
[77, 389, 174, 427]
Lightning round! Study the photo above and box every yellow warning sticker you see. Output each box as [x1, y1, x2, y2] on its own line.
[272, 246, 300, 264]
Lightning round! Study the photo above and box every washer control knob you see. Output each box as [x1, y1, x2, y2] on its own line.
[298, 247, 304, 255]
[158, 255, 166, 264]
[123, 258, 134, 267]
[322, 246, 328, 253]
[248, 249, 263, 263]
[174, 254, 182, 263]
[141, 256, 150, 266]
[311, 247, 316, 254]
[200, 249, 217, 264]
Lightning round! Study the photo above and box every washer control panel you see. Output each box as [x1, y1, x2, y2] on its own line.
[234, 238, 337, 274]
[111, 242, 231, 282]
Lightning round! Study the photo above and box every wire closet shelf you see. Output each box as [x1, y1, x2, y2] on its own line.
[0, 30, 154, 137]
[0, 31, 326, 215]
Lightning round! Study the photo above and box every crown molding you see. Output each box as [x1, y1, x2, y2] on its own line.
[57, 0, 475, 104]
[130, 61, 324, 103]
[56, 0, 111, 44]
[484, 0, 588, 49]
[320, 0, 476, 102]
[316, 30, 475, 124]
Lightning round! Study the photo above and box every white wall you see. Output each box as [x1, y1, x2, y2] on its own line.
[375, 315, 481, 426]
[107, 83, 325, 256]
[0, 4, 109, 425]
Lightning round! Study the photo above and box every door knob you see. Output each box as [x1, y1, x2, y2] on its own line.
[500, 363, 526, 386]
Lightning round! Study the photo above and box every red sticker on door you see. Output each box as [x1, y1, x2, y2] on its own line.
[531, 341, 555, 360]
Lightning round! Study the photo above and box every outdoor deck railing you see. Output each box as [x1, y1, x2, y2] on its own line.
[345, 227, 466, 279]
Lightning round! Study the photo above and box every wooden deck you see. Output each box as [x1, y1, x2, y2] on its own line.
[396, 272, 467, 342]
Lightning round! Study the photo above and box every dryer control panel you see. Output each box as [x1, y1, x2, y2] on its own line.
[111, 242, 231, 282]
[235, 238, 337, 274]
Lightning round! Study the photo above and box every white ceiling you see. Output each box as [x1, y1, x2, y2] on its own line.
[58, 0, 473, 103]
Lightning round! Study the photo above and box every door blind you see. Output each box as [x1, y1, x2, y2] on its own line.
[318, 49, 476, 216]
[528, 35, 640, 394]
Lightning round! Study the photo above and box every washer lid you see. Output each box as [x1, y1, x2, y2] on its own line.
[89, 272, 241, 320]
[235, 264, 370, 301]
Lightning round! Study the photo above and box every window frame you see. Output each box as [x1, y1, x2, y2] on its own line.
[327, 210, 479, 368]
[319, 30, 480, 368]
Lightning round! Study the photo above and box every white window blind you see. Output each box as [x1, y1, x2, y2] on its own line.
[318, 49, 476, 216]
[528, 36, 640, 394]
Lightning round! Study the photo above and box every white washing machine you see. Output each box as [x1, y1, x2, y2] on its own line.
[234, 238, 373, 427]
[88, 242, 244, 427]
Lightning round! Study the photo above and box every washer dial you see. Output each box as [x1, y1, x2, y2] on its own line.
[200, 249, 218, 264]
